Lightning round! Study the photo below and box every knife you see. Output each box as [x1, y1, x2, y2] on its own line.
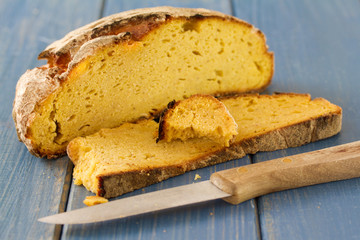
[39, 140, 360, 224]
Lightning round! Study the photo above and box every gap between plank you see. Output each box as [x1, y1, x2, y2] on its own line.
[55, 3, 105, 237]
[53, 159, 74, 240]
[98, 0, 106, 19]
[229, 0, 236, 17]
[249, 154, 263, 240]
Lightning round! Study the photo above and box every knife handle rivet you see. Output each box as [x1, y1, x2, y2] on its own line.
[282, 158, 292, 163]
[237, 166, 248, 173]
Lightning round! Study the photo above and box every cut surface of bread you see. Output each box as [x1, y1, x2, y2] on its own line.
[13, 7, 274, 158]
[67, 93, 342, 198]
[157, 94, 238, 146]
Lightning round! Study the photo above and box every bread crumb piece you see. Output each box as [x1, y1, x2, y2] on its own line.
[157, 94, 238, 146]
[83, 196, 108, 206]
[194, 174, 201, 180]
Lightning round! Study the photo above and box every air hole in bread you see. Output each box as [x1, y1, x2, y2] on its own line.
[246, 99, 255, 107]
[254, 61, 263, 73]
[192, 50, 201, 56]
[97, 63, 106, 71]
[216, 126, 224, 135]
[78, 124, 90, 131]
[215, 70, 223, 77]
[67, 115, 76, 121]
[182, 20, 201, 33]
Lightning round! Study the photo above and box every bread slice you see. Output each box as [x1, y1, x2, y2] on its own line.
[13, 7, 274, 158]
[67, 93, 342, 198]
[157, 94, 238, 146]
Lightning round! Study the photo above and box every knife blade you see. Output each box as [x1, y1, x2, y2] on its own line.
[39, 180, 230, 224]
[39, 140, 360, 224]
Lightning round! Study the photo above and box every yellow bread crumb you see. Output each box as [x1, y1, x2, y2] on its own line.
[194, 174, 202, 180]
[83, 196, 108, 206]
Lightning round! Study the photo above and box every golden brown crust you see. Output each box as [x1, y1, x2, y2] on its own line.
[156, 99, 177, 143]
[98, 145, 246, 198]
[96, 109, 342, 198]
[12, 66, 63, 158]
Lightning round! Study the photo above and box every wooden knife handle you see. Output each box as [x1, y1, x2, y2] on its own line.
[210, 141, 360, 205]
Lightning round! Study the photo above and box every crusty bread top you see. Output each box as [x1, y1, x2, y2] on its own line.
[38, 6, 261, 69]
[12, 67, 62, 157]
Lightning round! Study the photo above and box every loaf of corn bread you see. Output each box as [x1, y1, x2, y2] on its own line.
[67, 93, 342, 198]
[157, 94, 238, 146]
[12, 7, 274, 158]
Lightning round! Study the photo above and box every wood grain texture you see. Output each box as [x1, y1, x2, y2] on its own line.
[211, 141, 360, 204]
[0, 0, 102, 239]
[233, 0, 360, 239]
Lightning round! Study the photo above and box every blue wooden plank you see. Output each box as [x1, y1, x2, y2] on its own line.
[62, 1, 260, 240]
[0, 0, 102, 239]
[233, 0, 360, 239]
[103, 0, 233, 15]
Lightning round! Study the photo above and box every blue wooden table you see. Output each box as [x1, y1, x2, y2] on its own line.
[1, 0, 359, 239]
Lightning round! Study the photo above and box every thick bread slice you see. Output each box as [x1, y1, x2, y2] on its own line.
[13, 7, 274, 158]
[157, 94, 238, 146]
[67, 93, 342, 198]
